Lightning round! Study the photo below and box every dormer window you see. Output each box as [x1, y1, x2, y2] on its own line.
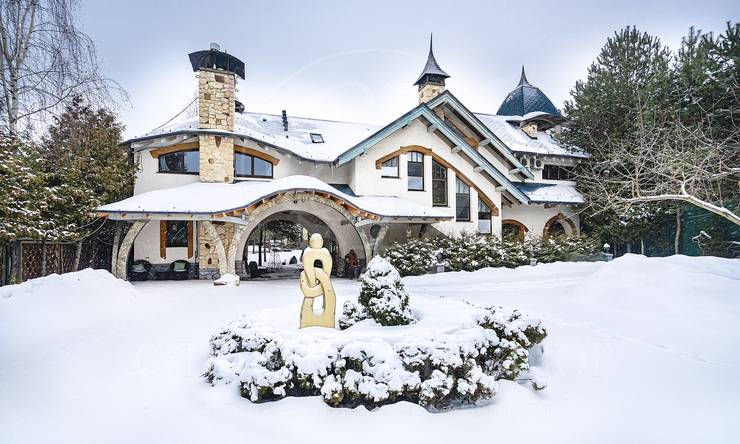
[310, 133, 324, 143]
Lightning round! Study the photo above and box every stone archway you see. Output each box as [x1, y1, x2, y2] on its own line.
[543, 213, 578, 238]
[231, 191, 373, 277]
[501, 219, 528, 242]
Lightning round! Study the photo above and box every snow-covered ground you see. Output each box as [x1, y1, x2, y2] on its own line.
[1, 255, 738, 443]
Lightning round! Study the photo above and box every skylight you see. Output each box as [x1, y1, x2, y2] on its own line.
[310, 133, 324, 143]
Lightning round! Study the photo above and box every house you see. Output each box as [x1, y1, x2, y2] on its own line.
[98, 39, 586, 280]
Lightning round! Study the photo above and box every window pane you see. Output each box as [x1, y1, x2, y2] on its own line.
[234, 153, 252, 176]
[456, 193, 470, 220]
[381, 157, 398, 177]
[167, 221, 188, 248]
[159, 151, 199, 173]
[433, 179, 447, 206]
[253, 157, 273, 177]
[408, 151, 423, 162]
[456, 178, 469, 194]
[407, 162, 423, 177]
[408, 176, 423, 191]
[432, 160, 446, 179]
[478, 219, 491, 234]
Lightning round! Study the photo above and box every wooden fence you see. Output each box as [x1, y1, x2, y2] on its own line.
[0, 239, 113, 286]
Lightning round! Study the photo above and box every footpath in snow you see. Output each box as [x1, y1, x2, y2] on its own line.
[0, 254, 738, 444]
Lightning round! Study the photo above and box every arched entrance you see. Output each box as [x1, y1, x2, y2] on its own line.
[543, 213, 578, 238]
[233, 191, 372, 278]
[501, 219, 528, 242]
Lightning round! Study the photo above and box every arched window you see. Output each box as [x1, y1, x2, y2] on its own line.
[158, 150, 199, 174]
[546, 220, 567, 237]
[478, 199, 491, 234]
[432, 160, 447, 206]
[235, 152, 273, 178]
[407, 151, 424, 191]
[381, 156, 399, 178]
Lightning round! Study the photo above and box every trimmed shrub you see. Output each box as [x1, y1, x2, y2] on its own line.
[356, 256, 415, 326]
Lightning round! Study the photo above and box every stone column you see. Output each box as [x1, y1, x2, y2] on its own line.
[115, 220, 147, 279]
[200, 221, 229, 278]
[197, 68, 235, 183]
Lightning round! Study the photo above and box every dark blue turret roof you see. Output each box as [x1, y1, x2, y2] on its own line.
[496, 67, 562, 118]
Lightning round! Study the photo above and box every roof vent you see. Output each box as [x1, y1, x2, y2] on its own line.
[282, 110, 288, 132]
[210, 42, 221, 51]
[235, 100, 245, 114]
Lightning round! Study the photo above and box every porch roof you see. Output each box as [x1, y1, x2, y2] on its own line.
[513, 182, 584, 205]
[97, 175, 453, 222]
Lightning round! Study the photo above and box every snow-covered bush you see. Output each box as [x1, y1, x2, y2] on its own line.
[337, 300, 368, 330]
[356, 256, 415, 326]
[204, 300, 547, 411]
[385, 233, 602, 276]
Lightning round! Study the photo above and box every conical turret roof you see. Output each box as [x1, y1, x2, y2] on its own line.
[496, 66, 562, 117]
[413, 34, 450, 86]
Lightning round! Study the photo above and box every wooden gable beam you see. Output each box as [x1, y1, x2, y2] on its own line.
[149, 142, 200, 159]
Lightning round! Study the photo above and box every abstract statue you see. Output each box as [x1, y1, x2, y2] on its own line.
[298, 233, 336, 328]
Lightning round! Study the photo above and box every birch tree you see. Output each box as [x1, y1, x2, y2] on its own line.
[0, 0, 121, 135]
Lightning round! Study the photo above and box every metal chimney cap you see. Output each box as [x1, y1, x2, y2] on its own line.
[210, 42, 221, 51]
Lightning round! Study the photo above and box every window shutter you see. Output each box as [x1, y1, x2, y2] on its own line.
[159, 221, 167, 259]
[187, 221, 194, 258]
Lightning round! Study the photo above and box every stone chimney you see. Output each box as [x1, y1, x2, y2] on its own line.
[188, 43, 245, 183]
[414, 34, 450, 104]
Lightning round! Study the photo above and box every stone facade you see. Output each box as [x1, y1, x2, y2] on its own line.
[419, 83, 445, 103]
[197, 221, 236, 278]
[198, 134, 234, 183]
[198, 68, 236, 183]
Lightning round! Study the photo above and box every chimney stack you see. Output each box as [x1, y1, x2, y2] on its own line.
[188, 44, 245, 183]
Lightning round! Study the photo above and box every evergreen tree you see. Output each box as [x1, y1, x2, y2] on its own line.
[40, 96, 133, 241]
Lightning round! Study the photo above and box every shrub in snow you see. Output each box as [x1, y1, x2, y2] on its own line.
[337, 300, 368, 330]
[204, 300, 547, 411]
[385, 233, 602, 276]
[356, 256, 415, 326]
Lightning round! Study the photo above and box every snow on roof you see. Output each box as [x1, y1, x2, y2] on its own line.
[98, 175, 451, 219]
[130, 112, 382, 163]
[513, 182, 584, 205]
[474, 113, 588, 158]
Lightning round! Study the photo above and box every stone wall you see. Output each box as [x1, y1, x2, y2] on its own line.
[419, 83, 445, 103]
[198, 68, 235, 183]
[198, 221, 236, 279]
[198, 134, 234, 183]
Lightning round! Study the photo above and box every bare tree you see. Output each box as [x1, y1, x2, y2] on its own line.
[0, 0, 122, 135]
[577, 106, 740, 226]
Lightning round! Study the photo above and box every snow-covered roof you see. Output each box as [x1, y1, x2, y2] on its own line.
[129, 112, 382, 163]
[474, 113, 588, 158]
[98, 175, 452, 220]
[513, 182, 584, 205]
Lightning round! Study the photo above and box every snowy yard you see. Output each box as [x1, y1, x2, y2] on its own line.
[1, 255, 739, 443]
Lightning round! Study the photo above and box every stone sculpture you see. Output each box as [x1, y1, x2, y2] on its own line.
[298, 233, 336, 328]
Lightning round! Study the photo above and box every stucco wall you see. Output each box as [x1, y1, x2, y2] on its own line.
[132, 220, 195, 265]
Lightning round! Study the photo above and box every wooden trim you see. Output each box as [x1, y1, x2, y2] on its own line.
[234, 145, 280, 165]
[377, 145, 500, 217]
[186, 221, 194, 258]
[149, 143, 199, 159]
[159, 221, 167, 259]
[375, 145, 432, 168]
[502, 219, 528, 242]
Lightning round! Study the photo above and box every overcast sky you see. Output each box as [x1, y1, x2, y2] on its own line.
[79, 0, 737, 139]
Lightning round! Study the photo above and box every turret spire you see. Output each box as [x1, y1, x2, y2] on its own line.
[415, 34, 450, 103]
[518, 66, 530, 87]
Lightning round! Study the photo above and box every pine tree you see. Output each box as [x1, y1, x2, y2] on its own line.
[40, 96, 134, 241]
